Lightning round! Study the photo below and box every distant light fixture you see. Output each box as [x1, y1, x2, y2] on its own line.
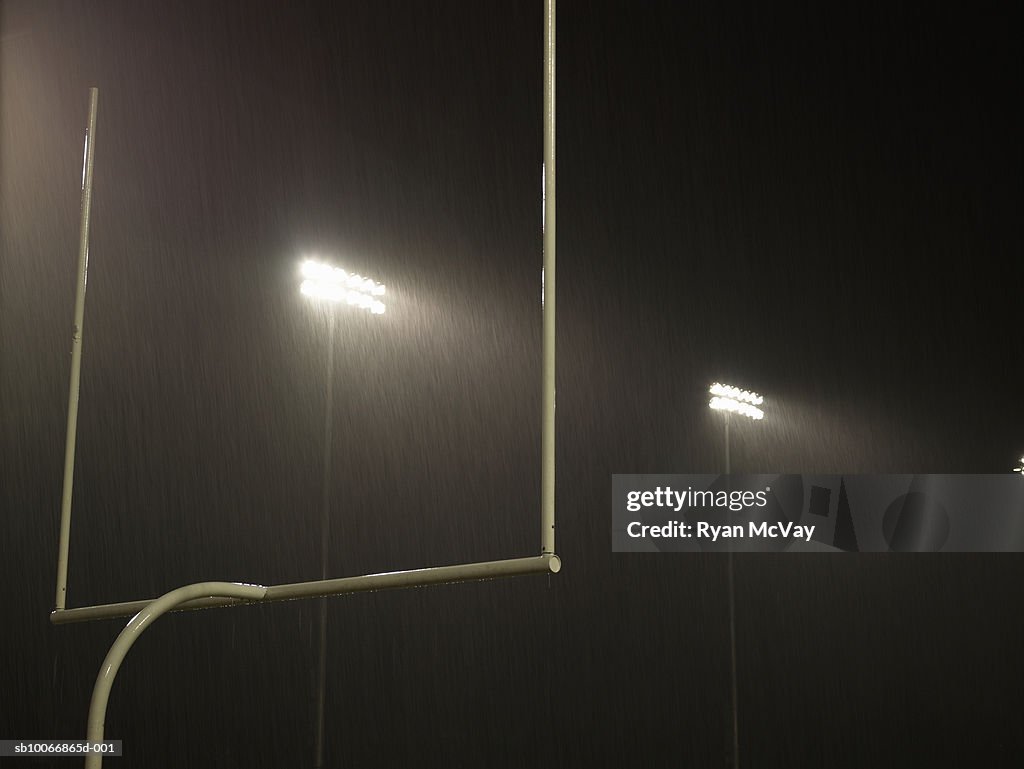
[300, 258, 386, 314]
[709, 383, 764, 420]
[1014, 456, 1024, 475]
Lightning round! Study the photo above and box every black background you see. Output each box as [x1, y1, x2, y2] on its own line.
[2, 1, 1022, 766]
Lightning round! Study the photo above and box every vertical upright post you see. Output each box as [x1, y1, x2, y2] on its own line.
[540, 0, 556, 555]
[56, 87, 98, 610]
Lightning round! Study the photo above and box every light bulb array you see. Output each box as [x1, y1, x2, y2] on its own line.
[299, 259, 386, 314]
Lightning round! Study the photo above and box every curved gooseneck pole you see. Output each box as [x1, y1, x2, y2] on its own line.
[84, 582, 267, 769]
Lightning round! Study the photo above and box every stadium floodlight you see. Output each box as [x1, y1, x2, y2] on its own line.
[300, 258, 386, 314]
[708, 382, 765, 474]
[709, 382, 764, 419]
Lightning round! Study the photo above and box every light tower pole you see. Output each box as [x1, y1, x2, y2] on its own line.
[299, 258, 386, 769]
[708, 381, 765, 769]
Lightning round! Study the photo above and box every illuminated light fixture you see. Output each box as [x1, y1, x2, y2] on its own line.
[709, 383, 765, 421]
[709, 382, 763, 406]
[1014, 457, 1024, 475]
[300, 258, 386, 314]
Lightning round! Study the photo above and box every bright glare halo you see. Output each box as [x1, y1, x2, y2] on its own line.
[709, 382, 763, 406]
[709, 395, 764, 420]
[300, 259, 386, 313]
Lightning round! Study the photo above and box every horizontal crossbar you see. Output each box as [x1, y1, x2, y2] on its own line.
[51, 554, 561, 625]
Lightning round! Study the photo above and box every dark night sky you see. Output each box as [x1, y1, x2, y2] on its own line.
[2, 1, 1022, 767]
